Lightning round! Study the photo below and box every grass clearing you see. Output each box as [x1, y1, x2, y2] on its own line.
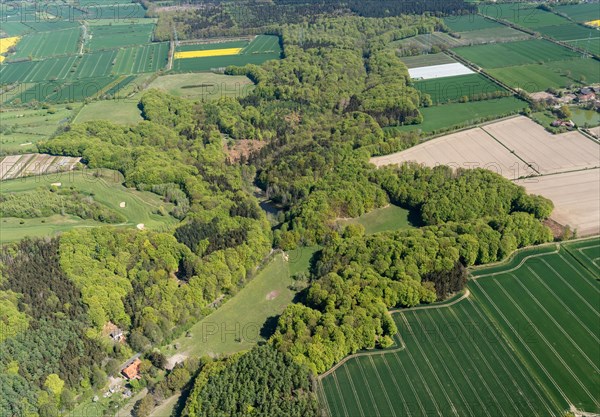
[164, 246, 319, 360]
[74, 99, 143, 125]
[337, 204, 416, 234]
[0, 169, 177, 243]
[321, 238, 600, 416]
[570, 108, 600, 128]
[146, 73, 254, 101]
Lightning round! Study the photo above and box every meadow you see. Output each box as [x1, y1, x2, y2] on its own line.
[444, 14, 504, 32]
[146, 73, 254, 101]
[0, 106, 75, 152]
[389, 97, 525, 134]
[164, 246, 319, 360]
[320, 238, 600, 416]
[74, 99, 143, 125]
[337, 204, 416, 234]
[0, 169, 177, 243]
[413, 73, 507, 104]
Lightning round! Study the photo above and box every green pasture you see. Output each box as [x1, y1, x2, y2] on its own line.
[414, 73, 507, 105]
[570, 108, 600, 128]
[337, 204, 416, 235]
[146, 73, 254, 101]
[0, 169, 176, 243]
[0, 106, 75, 152]
[164, 246, 319, 359]
[74, 99, 143, 125]
[453, 39, 579, 69]
[389, 97, 525, 134]
[9, 27, 80, 60]
[321, 238, 600, 416]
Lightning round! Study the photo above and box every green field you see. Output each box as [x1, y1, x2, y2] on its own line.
[87, 23, 155, 51]
[444, 14, 504, 32]
[9, 77, 120, 104]
[74, 99, 143, 125]
[453, 39, 579, 69]
[480, 3, 567, 28]
[113, 42, 169, 74]
[570, 108, 600, 128]
[320, 238, 600, 416]
[337, 204, 416, 234]
[146, 73, 254, 100]
[414, 73, 507, 105]
[9, 27, 81, 60]
[389, 97, 525, 134]
[0, 169, 176, 243]
[164, 246, 319, 359]
[488, 58, 600, 92]
[400, 53, 456, 69]
[172, 35, 281, 72]
[0, 106, 75, 152]
[555, 3, 600, 23]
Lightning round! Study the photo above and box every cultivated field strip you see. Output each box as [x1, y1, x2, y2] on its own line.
[322, 238, 600, 416]
[0, 153, 80, 180]
[10, 27, 81, 60]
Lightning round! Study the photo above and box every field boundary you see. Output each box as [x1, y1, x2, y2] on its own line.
[318, 289, 470, 380]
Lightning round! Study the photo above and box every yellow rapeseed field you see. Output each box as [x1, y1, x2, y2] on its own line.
[0, 36, 20, 55]
[174, 48, 243, 59]
[585, 20, 600, 27]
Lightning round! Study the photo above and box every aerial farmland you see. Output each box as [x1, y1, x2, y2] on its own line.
[0, 2, 599, 417]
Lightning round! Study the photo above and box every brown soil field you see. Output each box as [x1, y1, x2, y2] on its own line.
[516, 169, 600, 237]
[481, 116, 600, 175]
[370, 125, 527, 179]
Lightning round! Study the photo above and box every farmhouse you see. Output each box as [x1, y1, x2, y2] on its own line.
[577, 87, 596, 102]
[122, 358, 142, 380]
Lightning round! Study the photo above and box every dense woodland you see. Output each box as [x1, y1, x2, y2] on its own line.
[0, 3, 556, 416]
